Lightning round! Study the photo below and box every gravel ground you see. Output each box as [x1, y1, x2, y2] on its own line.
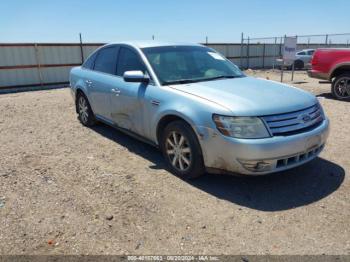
[0, 70, 349, 255]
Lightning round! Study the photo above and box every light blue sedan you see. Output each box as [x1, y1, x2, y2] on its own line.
[70, 41, 329, 179]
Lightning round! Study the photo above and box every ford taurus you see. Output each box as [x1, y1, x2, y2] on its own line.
[70, 41, 329, 179]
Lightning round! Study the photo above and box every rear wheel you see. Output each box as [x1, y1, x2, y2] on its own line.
[161, 120, 205, 179]
[294, 60, 304, 70]
[331, 73, 350, 101]
[76, 93, 96, 126]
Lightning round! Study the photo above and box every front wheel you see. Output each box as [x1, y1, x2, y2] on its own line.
[331, 73, 350, 101]
[161, 120, 205, 179]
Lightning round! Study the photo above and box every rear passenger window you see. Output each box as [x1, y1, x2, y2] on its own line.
[82, 51, 97, 69]
[117, 47, 146, 76]
[94, 47, 118, 74]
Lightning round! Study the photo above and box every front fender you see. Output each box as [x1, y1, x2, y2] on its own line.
[151, 107, 218, 168]
[151, 104, 215, 145]
[154, 109, 198, 133]
[148, 85, 231, 143]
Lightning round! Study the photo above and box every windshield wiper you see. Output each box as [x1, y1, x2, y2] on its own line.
[162, 79, 203, 85]
[162, 75, 240, 85]
[201, 75, 239, 81]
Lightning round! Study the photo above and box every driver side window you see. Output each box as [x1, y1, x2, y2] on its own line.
[93, 47, 119, 75]
[116, 47, 146, 76]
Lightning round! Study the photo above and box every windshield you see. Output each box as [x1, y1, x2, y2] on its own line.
[142, 46, 245, 85]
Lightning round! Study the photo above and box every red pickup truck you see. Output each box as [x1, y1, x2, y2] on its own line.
[308, 48, 350, 100]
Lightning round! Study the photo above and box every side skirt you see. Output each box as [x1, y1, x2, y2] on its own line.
[95, 115, 159, 149]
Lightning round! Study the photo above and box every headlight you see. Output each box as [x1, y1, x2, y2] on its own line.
[213, 115, 270, 139]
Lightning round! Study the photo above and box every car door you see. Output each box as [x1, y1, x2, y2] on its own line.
[305, 50, 315, 63]
[296, 51, 308, 63]
[110, 46, 149, 136]
[87, 46, 119, 120]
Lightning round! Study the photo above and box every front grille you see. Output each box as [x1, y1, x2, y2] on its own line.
[262, 104, 324, 136]
[276, 144, 324, 168]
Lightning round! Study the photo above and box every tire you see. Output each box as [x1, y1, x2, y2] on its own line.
[160, 120, 205, 179]
[294, 60, 304, 70]
[331, 73, 350, 101]
[76, 92, 96, 126]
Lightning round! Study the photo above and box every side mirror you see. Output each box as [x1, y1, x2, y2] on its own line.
[123, 70, 149, 83]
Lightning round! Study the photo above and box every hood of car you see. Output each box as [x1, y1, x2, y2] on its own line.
[170, 76, 317, 116]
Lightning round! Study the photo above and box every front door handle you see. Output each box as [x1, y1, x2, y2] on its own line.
[111, 88, 121, 96]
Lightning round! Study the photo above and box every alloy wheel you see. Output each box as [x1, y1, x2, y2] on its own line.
[78, 96, 89, 124]
[165, 131, 192, 172]
[334, 76, 350, 99]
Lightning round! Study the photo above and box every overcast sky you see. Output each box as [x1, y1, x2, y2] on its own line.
[1, 0, 349, 43]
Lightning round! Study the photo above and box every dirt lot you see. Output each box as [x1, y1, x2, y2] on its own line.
[0, 70, 349, 255]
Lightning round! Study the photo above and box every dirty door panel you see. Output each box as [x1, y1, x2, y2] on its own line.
[110, 47, 149, 136]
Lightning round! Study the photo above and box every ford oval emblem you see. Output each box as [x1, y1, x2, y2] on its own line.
[302, 114, 311, 123]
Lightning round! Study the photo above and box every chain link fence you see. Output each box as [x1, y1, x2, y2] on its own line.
[239, 33, 350, 69]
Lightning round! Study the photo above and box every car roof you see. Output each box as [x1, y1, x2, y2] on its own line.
[299, 49, 315, 52]
[105, 40, 204, 49]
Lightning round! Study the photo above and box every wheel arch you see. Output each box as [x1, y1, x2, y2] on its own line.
[156, 113, 198, 146]
[330, 64, 350, 80]
[75, 88, 88, 113]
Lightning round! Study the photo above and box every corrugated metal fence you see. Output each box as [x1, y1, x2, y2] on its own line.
[0, 43, 102, 90]
[0, 42, 349, 90]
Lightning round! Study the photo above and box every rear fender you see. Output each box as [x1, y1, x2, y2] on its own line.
[330, 62, 350, 80]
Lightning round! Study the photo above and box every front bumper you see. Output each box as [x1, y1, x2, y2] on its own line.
[199, 119, 330, 175]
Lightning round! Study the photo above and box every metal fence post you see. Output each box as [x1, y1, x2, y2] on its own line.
[280, 36, 285, 83]
[240, 32, 243, 68]
[279, 37, 283, 57]
[79, 33, 84, 64]
[34, 43, 43, 86]
[291, 35, 298, 82]
[273, 37, 277, 70]
[246, 36, 250, 69]
[262, 43, 266, 69]
[325, 34, 328, 46]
